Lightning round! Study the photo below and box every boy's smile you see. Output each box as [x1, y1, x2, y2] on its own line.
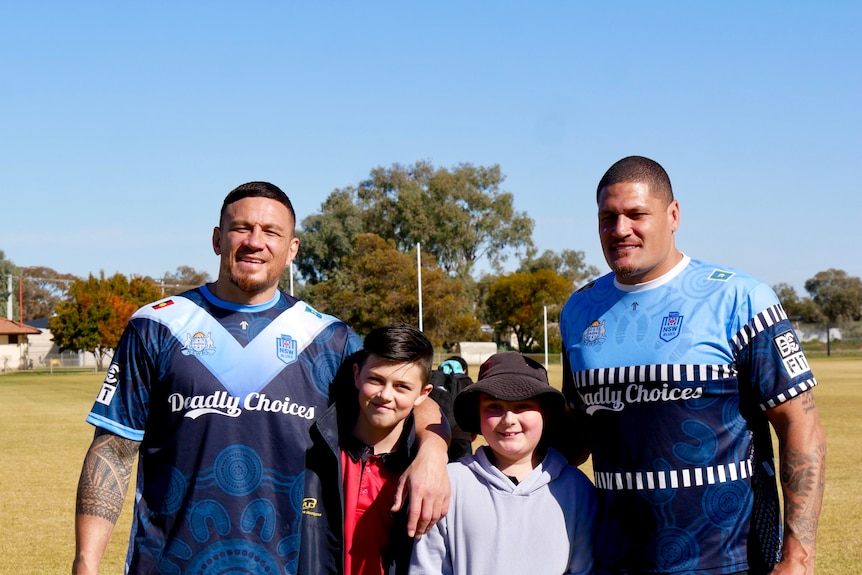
[479, 394, 545, 470]
[353, 355, 430, 450]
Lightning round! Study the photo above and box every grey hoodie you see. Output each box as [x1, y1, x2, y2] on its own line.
[409, 446, 596, 575]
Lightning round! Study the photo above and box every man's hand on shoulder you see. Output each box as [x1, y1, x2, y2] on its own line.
[391, 438, 450, 537]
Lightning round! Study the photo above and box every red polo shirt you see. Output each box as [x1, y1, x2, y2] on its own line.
[341, 446, 400, 575]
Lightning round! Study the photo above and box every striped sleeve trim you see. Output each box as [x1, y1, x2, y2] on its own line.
[760, 377, 819, 411]
[730, 303, 787, 354]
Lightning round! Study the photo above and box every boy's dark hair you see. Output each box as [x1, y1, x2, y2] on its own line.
[355, 324, 434, 386]
[328, 324, 434, 421]
[220, 181, 297, 228]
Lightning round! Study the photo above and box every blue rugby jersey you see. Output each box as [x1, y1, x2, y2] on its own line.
[560, 256, 816, 574]
[87, 285, 361, 574]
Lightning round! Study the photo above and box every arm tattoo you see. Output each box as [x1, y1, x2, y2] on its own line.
[780, 445, 824, 541]
[799, 391, 817, 414]
[779, 394, 826, 548]
[76, 430, 141, 524]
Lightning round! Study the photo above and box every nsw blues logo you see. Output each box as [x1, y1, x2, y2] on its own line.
[277, 334, 298, 365]
[659, 312, 684, 342]
[582, 320, 606, 346]
[181, 332, 216, 356]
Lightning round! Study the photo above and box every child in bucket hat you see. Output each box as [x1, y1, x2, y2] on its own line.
[409, 352, 597, 575]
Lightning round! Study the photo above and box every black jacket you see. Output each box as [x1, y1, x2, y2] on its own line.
[298, 391, 418, 575]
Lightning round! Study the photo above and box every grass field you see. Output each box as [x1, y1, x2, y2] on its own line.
[1, 358, 860, 574]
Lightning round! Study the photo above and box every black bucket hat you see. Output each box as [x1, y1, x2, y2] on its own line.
[453, 351, 565, 435]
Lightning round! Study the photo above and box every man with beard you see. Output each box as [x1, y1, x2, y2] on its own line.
[560, 156, 826, 575]
[72, 182, 450, 575]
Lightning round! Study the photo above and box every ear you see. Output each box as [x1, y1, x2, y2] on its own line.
[286, 236, 300, 265]
[414, 383, 433, 406]
[212, 227, 222, 255]
[353, 361, 362, 390]
[668, 199, 680, 233]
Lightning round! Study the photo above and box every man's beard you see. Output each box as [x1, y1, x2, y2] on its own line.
[222, 260, 280, 296]
[612, 263, 639, 279]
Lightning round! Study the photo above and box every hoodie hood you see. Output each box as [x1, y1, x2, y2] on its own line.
[461, 446, 569, 495]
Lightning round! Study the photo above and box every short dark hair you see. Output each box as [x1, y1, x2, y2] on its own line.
[219, 181, 297, 228]
[356, 324, 434, 386]
[596, 156, 673, 205]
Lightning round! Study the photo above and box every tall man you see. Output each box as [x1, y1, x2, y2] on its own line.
[560, 156, 826, 575]
[72, 182, 450, 574]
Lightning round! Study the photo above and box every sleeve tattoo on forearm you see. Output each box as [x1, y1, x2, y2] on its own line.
[76, 432, 140, 524]
[779, 393, 826, 546]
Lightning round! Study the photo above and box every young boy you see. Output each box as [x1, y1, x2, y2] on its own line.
[299, 324, 435, 575]
[409, 351, 597, 575]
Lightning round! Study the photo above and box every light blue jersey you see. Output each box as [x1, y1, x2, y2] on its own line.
[560, 256, 816, 574]
[87, 285, 361, 574]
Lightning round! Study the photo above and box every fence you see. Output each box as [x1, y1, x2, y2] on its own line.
[26, 350, 102, 373]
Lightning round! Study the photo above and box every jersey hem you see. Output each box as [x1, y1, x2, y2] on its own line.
[86, 413, 145, 441]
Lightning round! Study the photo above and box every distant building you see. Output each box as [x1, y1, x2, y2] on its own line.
[795, 326, 842, 343]
[452, 341, 498, 366]
[0, 317, 40, 372]
[24, 318, 106, 369]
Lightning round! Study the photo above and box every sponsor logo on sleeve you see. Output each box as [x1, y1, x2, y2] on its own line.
[773, 331, 810, 378]
[96, 363, 121, 405]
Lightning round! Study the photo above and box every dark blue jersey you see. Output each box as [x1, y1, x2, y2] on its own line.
[87, 285, 361, 574]
[560, 256, 816, 574]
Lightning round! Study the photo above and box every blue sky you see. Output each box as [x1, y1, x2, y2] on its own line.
[2, 2, 859, 295]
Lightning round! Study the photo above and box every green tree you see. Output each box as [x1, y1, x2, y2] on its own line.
[772, 282, 822, 323]
[518, 249, 601, 289]
[804, 269, 862, 355]
[296, 189, 364, 283]
[296, 161, 534, 282]
[0, 250, 21, 321]
[20, 266, 76, 320]
[49, 272, 163, 369]
[483, 269, 571, 352]
[159, 266, 212, 296]
[306, 234, 482, 347]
